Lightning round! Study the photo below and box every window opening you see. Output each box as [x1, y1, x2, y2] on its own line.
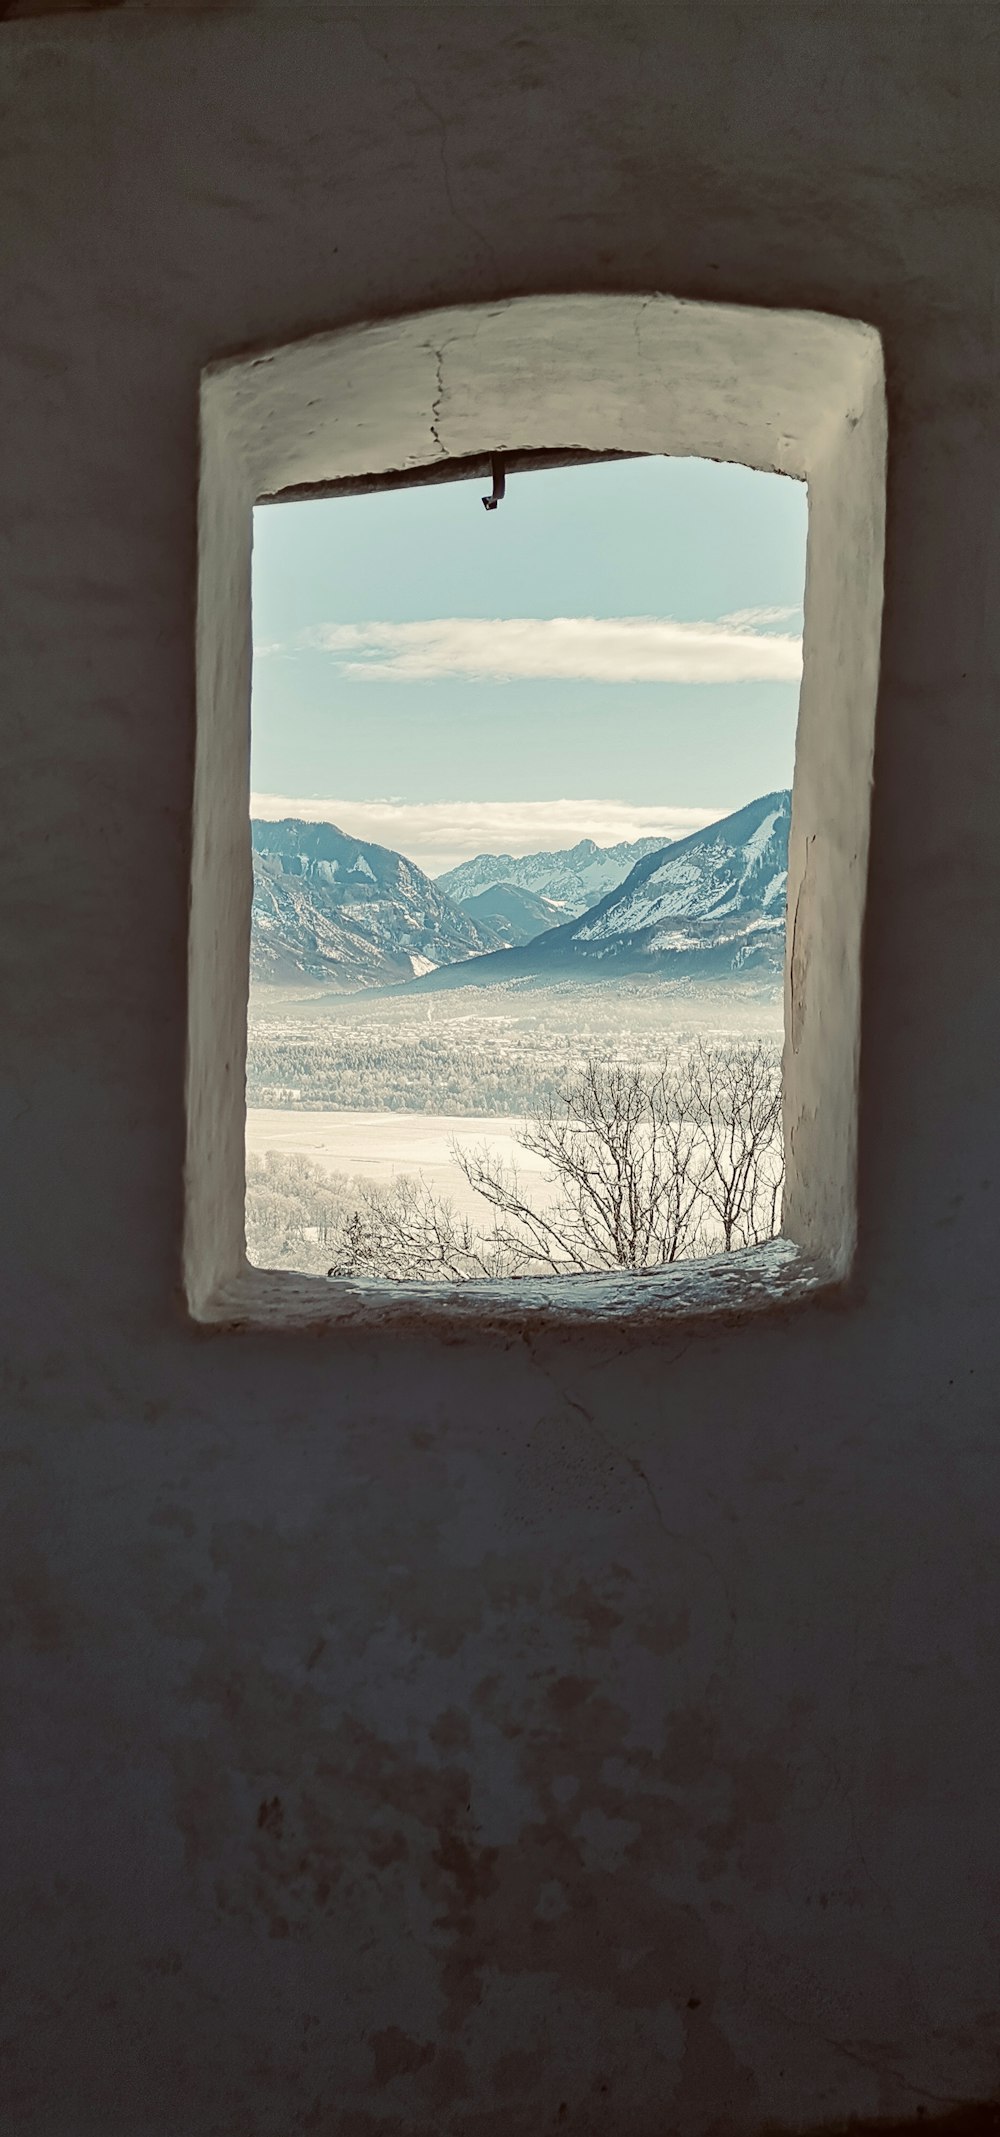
[186, 294, 885, 1328]
[246, 451, 806, 1286]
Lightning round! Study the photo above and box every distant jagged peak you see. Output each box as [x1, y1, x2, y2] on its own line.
[437, 830, 674, 916]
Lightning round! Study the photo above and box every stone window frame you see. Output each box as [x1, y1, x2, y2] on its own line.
[185, 293, 885, 1333]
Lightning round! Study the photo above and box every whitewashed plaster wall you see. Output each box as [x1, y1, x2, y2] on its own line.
[1, 7, 998, 2134]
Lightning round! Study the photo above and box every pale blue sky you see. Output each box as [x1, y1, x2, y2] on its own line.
[251, 455, 806, 874]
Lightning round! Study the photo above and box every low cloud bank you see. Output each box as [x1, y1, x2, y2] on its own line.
[249, 796, 729, 877]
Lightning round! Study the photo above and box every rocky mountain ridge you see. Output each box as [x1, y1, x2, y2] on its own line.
[409, 792, 791, 990]
[251, 819, 503, 990]
[455, 880, 567, 947]
[437, 833, 671, 917]
[251, 795, 790, 992]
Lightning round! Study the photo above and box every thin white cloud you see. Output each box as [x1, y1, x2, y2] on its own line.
[250, 795, 730, 878]
[296, 614, 803, 684]
[719, 605, 803, 632]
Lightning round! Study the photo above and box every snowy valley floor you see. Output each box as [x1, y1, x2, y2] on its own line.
[246, 977, 783, 1235]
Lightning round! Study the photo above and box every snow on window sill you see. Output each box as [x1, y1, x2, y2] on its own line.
[194, 1236, 841, 1336]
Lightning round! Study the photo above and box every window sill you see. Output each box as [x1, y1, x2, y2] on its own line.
[194, 1236, 841, 1336]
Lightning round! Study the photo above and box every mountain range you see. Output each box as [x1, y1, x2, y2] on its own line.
[251, 819, 503, 989]
[250, 794, 790, 992]
[421, 791, 790, 989]
[438, 834, 670, 917]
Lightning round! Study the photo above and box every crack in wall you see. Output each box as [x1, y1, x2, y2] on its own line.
[352, 10, 498, 270]
[757, 1997, 973, 2114]
[526, 1347, 743, 1669]
[525, 1356, 672, 1542]
[429, 346, 446, 454]
[408, 78, 500, 271]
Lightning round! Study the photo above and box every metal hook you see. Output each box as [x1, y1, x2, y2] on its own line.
[482, 454, 506, 511]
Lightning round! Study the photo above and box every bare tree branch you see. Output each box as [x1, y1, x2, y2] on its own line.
[249, 1039, 784, 1285]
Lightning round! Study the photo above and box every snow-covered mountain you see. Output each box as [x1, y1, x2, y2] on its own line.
[437, 834, 671, 917]
[251, 796, 790, 992]
[412, 793, 791, 989]
[251, 820, 504, 989]
[456, 880, 566, 946]
[564, 790, 790, 967]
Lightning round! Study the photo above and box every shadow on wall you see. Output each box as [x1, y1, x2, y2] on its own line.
[780, 2111, 1000, 2137]
[0, 0, 131, 15]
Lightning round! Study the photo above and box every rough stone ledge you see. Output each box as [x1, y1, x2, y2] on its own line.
[195, 1235, 842, 1336]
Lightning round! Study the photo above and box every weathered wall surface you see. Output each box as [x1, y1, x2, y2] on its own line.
[1, 8, 999, 2133]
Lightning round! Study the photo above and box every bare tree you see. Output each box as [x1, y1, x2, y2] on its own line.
[246, 1150, 352, 1275]
[327, 1175, 512, 1284]
[455, 1039, 783, 1274]
[676, 1037, 784, 1250]
[252, 1039, 784, 1286]
[455, 1057, 708, 1273]
[248, 1150, 513, 1283]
